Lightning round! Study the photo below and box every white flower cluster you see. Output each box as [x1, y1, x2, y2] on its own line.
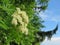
[11, 7, 29, 35]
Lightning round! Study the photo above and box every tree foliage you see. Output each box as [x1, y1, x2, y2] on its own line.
[0, 0, 58, 45]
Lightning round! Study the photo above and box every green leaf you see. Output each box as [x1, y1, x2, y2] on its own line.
[0, 20, 8, 30]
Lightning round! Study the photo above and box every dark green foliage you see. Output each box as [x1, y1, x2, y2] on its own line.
[31, 25, 58, 45]
[30, 15, 44, 29]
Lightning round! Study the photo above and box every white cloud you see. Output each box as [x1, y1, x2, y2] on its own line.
[41, 37, 60, 45]
[51, 37, 60, 41]
[39, 10, 60, 22]
[39, 12, 48, 20]
[51, 16, 60, 22]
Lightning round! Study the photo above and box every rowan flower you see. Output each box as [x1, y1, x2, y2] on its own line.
[20, 11, 29, 24]
[19, 26, 28, 35]
[11, 7, 29, 35]
[11, 18, 18, 26]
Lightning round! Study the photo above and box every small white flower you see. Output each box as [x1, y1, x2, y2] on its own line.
[19, 11, 29, 24]
[24, 27, 28, 35]
[16, 14, 23, 25]
[16, 7, 29, 24]
[19, 26, 28, 35]
[11, 18, 18, 26]
[16, 7, 21, 14]
[11, 7, 29, 35]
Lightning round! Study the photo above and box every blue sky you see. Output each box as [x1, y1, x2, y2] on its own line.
[39, 0, 60, 45]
